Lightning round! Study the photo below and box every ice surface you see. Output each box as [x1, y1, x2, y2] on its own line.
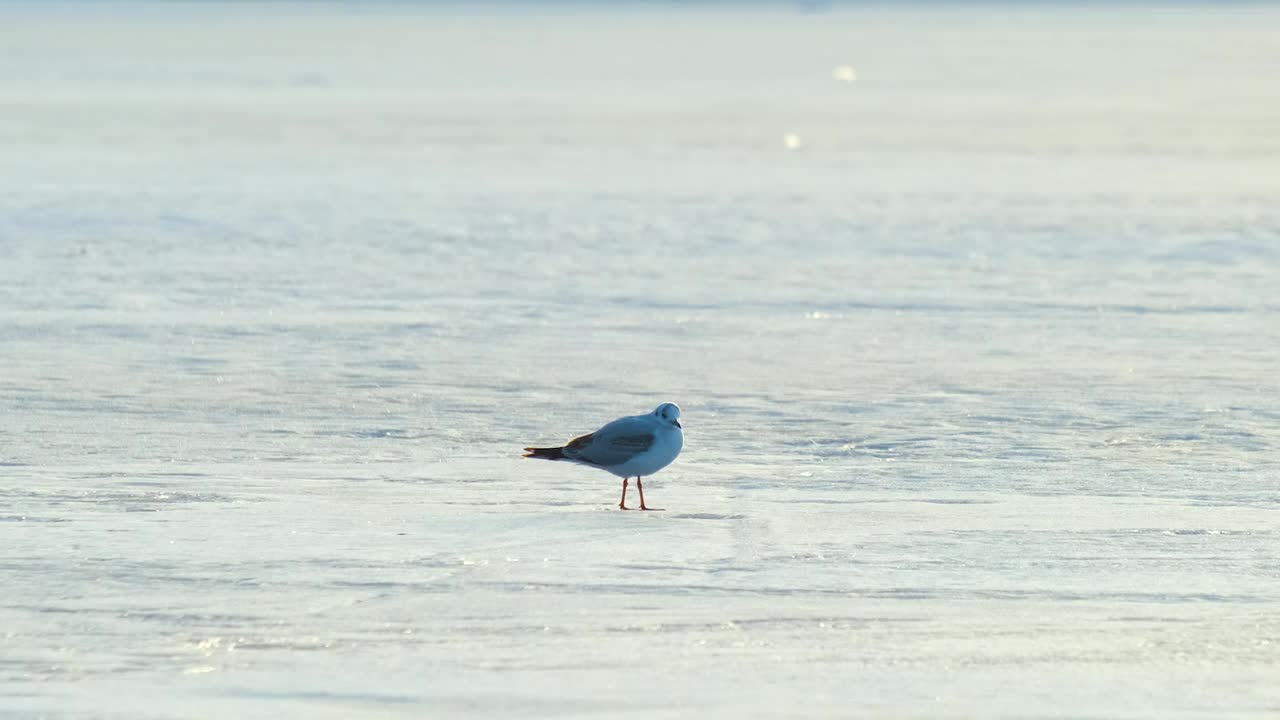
[1, 2, 1279, 718]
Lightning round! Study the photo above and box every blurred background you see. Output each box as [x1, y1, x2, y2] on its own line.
[2, 2, 1278, 717]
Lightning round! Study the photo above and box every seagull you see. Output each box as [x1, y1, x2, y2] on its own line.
[523, 402, 684, 510]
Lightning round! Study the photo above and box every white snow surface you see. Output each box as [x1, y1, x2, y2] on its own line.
[2, 3, 1279, 718]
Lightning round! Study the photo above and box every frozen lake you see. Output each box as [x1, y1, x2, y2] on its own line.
[2, 2, 1278, 717]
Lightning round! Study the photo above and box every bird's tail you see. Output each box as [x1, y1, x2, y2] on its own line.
[522, 446, 565, 460]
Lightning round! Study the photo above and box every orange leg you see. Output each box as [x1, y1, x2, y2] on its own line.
[637, 477, 662, 511]
[618, 478, 630, 510]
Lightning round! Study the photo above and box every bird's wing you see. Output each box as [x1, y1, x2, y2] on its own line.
[561, 415, 656, 467]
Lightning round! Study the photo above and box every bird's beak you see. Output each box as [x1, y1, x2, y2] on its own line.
[674, 420, 682, 428]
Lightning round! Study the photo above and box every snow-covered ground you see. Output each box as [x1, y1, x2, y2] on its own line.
[2, 3, 1278, 717]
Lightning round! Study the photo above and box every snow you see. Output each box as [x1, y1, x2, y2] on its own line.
[2, 2, 1278, 717]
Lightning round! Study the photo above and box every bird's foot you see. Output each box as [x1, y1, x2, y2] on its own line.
[618, 503, 631, 510]
[639, 505, 664, 511]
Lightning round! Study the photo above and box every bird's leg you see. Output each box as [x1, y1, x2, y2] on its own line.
[618, 478, 630, 510]
[637, 477, 662, 511]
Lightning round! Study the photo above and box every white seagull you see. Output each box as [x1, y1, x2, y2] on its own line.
[523, 402, 684, 510]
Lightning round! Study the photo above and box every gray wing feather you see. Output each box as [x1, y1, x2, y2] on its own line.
[562, 415, 656, 467]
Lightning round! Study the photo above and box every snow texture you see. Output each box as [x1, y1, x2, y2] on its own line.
[2, 3, 1278, 718]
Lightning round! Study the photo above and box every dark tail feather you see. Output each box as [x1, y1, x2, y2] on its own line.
[522, 446, 565, 460]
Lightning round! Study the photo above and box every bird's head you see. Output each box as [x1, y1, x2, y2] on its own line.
[653, 402, 682, 429]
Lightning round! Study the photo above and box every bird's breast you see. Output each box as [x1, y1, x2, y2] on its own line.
[663, 427, 684, 456]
